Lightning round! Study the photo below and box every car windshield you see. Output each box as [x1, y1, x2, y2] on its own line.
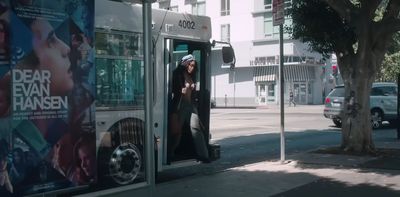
[328, 87, 345, 97]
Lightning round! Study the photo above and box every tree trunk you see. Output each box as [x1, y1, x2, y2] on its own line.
[339, 56, 376, 153]
[322, 0, 400, 153]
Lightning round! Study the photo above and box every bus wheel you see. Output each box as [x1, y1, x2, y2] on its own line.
[109, 143, 142, 185]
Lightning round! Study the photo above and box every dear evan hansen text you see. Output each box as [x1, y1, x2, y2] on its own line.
[12, 69, 68, 111]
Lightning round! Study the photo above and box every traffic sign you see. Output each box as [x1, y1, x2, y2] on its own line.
[273, 0, 285, 26]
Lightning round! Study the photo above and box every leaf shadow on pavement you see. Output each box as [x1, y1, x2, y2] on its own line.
[158, 128, 399, 182]
[157, 163, 400, 197]
[270, 177, 400, 197]
[275, 145, 400, 197]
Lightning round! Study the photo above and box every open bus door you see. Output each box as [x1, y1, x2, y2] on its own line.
[164, 38, 214, 164]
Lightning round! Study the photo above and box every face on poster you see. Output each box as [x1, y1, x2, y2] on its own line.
[0, 0, 96, 196]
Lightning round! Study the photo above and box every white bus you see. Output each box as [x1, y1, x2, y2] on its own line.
[0, 1, 234, 195]
[94, 0, 235, 186]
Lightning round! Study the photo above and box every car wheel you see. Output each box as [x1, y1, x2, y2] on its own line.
[371, 109, 383, 129]
[332, 119, 342, 127]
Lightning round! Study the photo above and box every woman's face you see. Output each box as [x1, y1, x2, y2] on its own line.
[31, 19, 73, 96]
[78, 145, 96, 178]
[186, 60, 196, 74]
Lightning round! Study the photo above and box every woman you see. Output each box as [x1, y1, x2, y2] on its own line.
[168, 54, 209, 162]
[69, 132, 96, 185]
[51, 132, 75, 177]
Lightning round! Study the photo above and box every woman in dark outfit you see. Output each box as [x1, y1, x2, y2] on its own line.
[169, 54, 209, 162]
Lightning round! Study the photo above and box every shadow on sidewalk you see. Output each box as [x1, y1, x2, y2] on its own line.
[271, 178, 400, 197]
[272, 149, 400, 197]
[157, 128, 400, 197]
[156, 161, 400, 197]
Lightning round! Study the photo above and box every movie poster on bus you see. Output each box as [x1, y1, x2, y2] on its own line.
[1, 1, 96, 196]
[0, 1, 16, 197]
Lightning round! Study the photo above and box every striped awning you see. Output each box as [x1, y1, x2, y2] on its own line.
[254, 66, 277, 82]
[253, 65, 315, 82]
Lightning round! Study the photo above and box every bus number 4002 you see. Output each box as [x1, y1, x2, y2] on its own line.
[178, 20, 195, 29]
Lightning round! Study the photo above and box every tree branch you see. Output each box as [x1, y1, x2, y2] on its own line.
[380, 18, 400, 33]
[382, 0, 400, 21]
[373, 0, 400, 42]
[361, 0, 383, 19]
[322, 0, 357, 22]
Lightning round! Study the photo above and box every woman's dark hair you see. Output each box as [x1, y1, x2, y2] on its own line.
[0, 74, 11, 112]
[73, 132, 95, 166]
[0, 2, 8, 15]
[0, 19, 10, 59]
[71, 132, 96, 183]
[188, 60, 198, 82]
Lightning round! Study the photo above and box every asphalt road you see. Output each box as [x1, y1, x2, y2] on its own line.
[157, 105, 399, 183]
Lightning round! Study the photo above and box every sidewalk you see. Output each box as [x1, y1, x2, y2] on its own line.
[212, 104, 325, 114]
[155, 140, 400, 197]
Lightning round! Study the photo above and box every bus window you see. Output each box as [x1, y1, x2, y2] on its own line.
[96, 58, 144, 108]
[95, 30, 144, 109]
[95, 31, 143, 57]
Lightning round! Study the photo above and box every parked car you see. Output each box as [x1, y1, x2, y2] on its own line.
[323, 82, 398, 129]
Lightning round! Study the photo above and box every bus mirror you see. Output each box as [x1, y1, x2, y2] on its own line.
[222, 46, 235, 67]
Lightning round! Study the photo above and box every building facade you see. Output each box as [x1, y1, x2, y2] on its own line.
[155, 0, 334, 107]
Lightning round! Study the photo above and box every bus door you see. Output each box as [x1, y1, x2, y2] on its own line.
[164, 39, 211, 164]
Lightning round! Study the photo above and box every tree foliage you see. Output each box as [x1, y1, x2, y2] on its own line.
[288, 0, 356, 58]
[289, 0, 400, 153]
[377, 32, 400, 82]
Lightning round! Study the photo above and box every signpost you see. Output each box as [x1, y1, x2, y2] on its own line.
[273, 0, 285, 26]
[273, 0, 285, 162]
[397, 73, 399, 139]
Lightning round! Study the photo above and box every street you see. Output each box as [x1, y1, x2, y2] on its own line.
[210, 105, 333, 140]
[157, 105, 399, 183]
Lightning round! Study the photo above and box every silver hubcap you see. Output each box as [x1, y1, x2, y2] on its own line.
[109, 143, 142, 185]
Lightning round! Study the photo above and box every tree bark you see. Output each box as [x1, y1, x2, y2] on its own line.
[338, 39, 377, 153]
[324, 0, 400, 153]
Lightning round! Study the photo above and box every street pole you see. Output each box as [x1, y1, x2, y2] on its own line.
[233, 69, 236, 107]
[397, 73, 400, 139]
[279, 24, 285, 162]
[143, 0, 155, 195]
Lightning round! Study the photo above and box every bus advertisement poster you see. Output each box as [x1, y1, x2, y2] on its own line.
[0, 0, 96, 196]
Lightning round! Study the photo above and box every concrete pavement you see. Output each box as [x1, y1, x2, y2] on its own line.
[155, 138, 400, 197]
[212, 104, 325, 114]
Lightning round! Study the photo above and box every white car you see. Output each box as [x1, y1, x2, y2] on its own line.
[323, 82, 398, 128]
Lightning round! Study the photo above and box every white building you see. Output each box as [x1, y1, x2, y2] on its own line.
[154, 0, 330, 107]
